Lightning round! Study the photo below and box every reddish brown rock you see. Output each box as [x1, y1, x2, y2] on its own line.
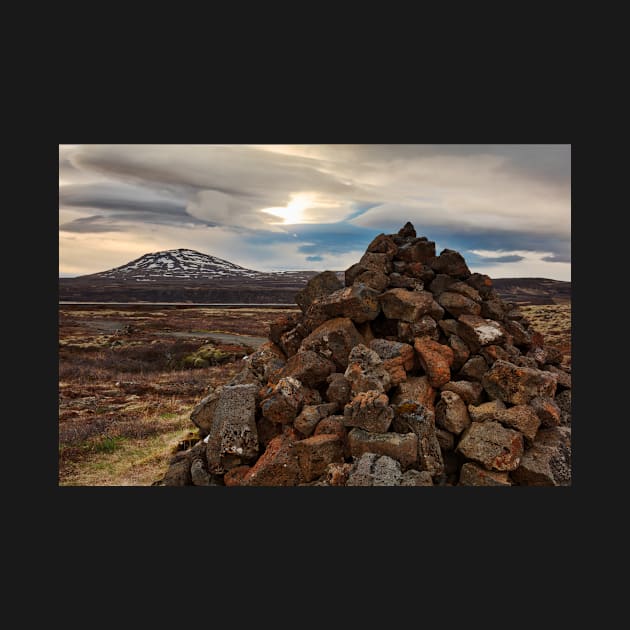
[388, 273, 423, 291]
[435, 390, 471, 435]
[480, 344, 511, 366]
[224, 465, 251, 487]
[398, 221, 417, 238]
[441, 380, 484, 405]
[279, 350, 335, 388]
[353, 269, 390, 292]
[269, 313, 301, 346]
[396, 239, 436, 264]
[345, 262, 369, 286]
[359, 252, 394, 273]
[314, 415, 347, 443]
[391, 376, 437, 413]
[366, 233, 398, 256]
[429, 249, 471, 278]
[542, 345, 563, 366]
[448, 334, 471, 371]
[456, 314, 506, 352]
[256, 417, 282, 450]
[299, 317, 365, 371]
[344, 344, 393, 395]
[456, 421, 524, 471]
[295, 434, 344, 482]
[459, 462, 511, 486]
[468, 399, 506, 422]
[294, 402, 339, 437]
[242, 433, 303, 486]
[295, 270, 343, 313]
[480, 299, 506, 322]
[438, 291, 482, 318]
[348, 428, 418, 470]
[530, 396, 561, 428]
[325, 462, 353, 486]
[466, 273, 493, 296]
[260, 377, 304, 425]
[511, 426, 571, 486]
[325, 372, 351, 406]
[503, 319, 533, 349]
[279, 326, 305, 358]
[438, 319, 459, 337]
[405, 261, 435, 283]
[398, 316, 439, 343]
[494, 405, 541, 442]
[369, 338, 415, 386]
[482, 360, 558, 405]
[346, 453, 402, 486]
[544, 364, 572, 389]
[310, 284, 381, 324]
[343, 390, 394, 433]
[459, 355, 490, 382]
[379, 288, 442, 323]
[414, 336, 454, 387]
[400, 470, 434, 486]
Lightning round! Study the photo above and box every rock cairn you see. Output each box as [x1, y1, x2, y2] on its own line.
[158, 222, 571, 486]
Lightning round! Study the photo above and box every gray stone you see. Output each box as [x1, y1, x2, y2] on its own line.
[511, 426, 571, 486]
[346, 453, 403, 486]
[194, 384, 259, 475]
[344, 344, 392, 395]
[435, 390, 471, 435]
[441, 380, 484, 405]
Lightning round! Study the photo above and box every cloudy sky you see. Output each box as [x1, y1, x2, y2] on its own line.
[59, 144, 570, 280]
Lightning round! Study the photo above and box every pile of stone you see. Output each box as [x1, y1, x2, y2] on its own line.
[158, 222, 571, 487]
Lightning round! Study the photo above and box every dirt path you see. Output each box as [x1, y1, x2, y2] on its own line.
[164, 331, 267, 349]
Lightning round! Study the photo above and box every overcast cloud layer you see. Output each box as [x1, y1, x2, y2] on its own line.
[59, 144, 571, 280]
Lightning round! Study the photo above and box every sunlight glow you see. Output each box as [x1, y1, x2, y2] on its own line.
[262, 193, 324, 224]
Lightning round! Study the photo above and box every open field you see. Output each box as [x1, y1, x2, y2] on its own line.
[58, 306, 298, 485]
[59, 303, 571, 486]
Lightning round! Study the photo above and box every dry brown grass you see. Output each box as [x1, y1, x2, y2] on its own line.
[58, 305, 283, 486]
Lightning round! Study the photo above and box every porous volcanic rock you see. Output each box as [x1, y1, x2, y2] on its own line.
[158, 222, 571, 487]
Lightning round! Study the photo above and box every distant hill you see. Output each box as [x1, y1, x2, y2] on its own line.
[491, 277, 571, 305]
[59, 250, 570, 305]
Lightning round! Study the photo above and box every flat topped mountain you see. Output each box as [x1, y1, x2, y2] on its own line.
[83, 249, 306, 281]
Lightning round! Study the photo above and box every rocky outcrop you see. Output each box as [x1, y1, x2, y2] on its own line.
[158, 222, 571, 487]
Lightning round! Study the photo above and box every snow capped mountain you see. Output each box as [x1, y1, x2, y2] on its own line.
[85, 249, 315, 282]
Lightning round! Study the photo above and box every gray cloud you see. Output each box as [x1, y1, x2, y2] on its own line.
[474, 254, 525, 263]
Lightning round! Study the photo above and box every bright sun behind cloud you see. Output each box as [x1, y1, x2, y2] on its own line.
[261, 192, 343, 225]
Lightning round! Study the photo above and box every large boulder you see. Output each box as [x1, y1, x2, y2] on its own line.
[295, 434, 344, 482]
[482, 360, 557, 405]
[369, 338, 415, 386]
[278, 350, 335, 388]
[299, 317, 365, 371]
[456, 421, 524, 471]
[241, 431, 303, 486]
[511, 426, 571, 486]
[429, 249, 470, 278]
[438, 292, 481, 318]
[456, 315, 506, 352]
[459, 462, 511, 486]
[379, 288, 443, 322]
[309, 284, 381, 324]
[391, 375, 436, 412]
[260, 377, 305, 425]
[295, 270, 343, 313]
[494, 405, 541, 442]
[190, 384, 259, 474]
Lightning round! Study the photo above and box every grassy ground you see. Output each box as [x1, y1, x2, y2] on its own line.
[58, 306, 297, 486]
